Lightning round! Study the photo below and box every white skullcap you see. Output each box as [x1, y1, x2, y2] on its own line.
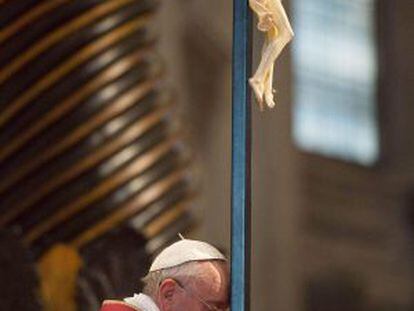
[149, 238, 227, 272]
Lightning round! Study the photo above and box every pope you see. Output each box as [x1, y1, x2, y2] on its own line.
[100, 239, 230, 311]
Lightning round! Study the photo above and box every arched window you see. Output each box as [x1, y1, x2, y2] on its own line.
[292, 0, 379, 165]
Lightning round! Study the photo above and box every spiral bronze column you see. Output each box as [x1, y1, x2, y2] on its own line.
[0, 1, 195, 309]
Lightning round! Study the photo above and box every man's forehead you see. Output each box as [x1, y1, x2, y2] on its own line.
[193, 262, 229, 296]
[197, 261, 229, 282]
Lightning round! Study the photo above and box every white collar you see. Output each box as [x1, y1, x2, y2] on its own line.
[124, 293, 160, 311]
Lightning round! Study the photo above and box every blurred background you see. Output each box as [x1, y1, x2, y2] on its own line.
[0, 0, 414, 310]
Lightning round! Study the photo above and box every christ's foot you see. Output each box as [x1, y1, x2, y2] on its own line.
[264, 88, 276, 108]
[249, 77, 264, 110]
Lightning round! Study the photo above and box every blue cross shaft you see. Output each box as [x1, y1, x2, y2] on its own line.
[231, 1, 252, 311]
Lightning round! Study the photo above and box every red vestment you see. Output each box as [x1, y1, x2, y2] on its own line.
[100, 300, 142, 311]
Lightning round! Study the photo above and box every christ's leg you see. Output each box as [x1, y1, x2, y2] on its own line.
[252, 33, 290, 83]
[264, 62, 275, 108]
[249, 32, 290, 109]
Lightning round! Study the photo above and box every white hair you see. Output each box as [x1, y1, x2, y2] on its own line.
[141, 260, 221, 298]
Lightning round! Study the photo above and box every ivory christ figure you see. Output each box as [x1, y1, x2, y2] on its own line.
[249, 0, 294, 110]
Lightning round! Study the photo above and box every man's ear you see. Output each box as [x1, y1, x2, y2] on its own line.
[158, 278, 178, 309]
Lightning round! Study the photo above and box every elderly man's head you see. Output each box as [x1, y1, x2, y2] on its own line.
[142, 239, 229, 311]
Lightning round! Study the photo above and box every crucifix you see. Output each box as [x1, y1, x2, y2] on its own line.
[231, 0, 293, 310]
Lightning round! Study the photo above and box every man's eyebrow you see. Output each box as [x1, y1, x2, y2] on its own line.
[205, 300, 228, 307]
